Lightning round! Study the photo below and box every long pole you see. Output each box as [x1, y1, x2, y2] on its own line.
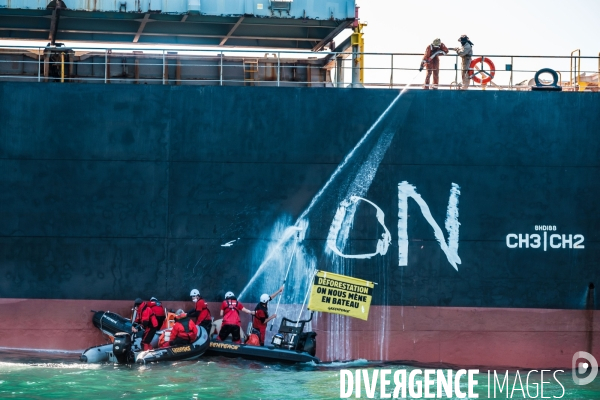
[351, 41, 360, 87]
[389, 54, 393, 89]
[60, 52, 64, 83]
[220, 51, 223, 86]
[295, 269, 316, 325]
[269, 231, 300, 331]
[510, 56, 514, 88]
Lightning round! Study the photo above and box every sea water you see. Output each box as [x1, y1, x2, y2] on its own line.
[1, 350, 599, 399]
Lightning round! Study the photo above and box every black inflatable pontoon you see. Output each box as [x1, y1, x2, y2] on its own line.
[205, 314, 319, 364]
[82, 310, 210, 364]
[92, 310, 133, 336]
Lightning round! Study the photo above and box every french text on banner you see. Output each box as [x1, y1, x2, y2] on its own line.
[307, 270, 374, 321]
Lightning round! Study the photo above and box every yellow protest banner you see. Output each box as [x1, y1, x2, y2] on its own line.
[307, 270, 374, 321]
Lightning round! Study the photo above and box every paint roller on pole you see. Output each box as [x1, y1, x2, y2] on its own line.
[270, 227, 301, 331]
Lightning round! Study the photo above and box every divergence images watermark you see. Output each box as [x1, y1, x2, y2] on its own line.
[339, 352, 598, 399]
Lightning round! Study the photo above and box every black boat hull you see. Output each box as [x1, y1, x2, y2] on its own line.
[206, 341, 319, 364]
[80, 328, 210, 364]
[135, 328, 210, 364]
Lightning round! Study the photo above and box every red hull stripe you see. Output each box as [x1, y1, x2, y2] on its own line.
[0, 299, 597, 368]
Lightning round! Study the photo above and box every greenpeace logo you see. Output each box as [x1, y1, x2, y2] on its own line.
[328, 307, 350, 313]
[171, 346, 191, 354]
[210, 342, 239, 350]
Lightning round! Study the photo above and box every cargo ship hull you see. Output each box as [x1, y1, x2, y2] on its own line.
[0, 82, 598, 367]
[1, 299, 597, 369]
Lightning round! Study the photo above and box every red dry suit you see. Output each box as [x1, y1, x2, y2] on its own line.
[141, 301, 166, 350]
[218, 299, 245, 344]
[141, 301, 166, 329]
[187, 298, 212, 333]
[252, 302, 269, 346]
[169, 317, 198, 345]
[133, 301, 148, 325]
[221, 299, 244, 327]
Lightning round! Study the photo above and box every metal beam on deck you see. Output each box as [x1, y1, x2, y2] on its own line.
[133, 13, 151, 43]
[47, 0, 67, 46]
[321, 36, 352, 68]
[0, 27, 325, 43]
[312, 20, 352, 52]
[219, 16, 244, 46]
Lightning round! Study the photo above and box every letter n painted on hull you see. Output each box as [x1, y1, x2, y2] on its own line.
[398, 181, 461, 270]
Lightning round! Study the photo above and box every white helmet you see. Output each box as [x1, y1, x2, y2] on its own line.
[260, 294, 270, 303]
[225, 291, 235, 299]
[190, 289, 200, 297]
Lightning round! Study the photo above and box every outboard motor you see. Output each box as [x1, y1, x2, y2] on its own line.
[113, 332, 133, 364]
[92, 311, 133, 336]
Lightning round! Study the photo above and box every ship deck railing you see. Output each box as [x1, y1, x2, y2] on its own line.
[0, 44, 598, 91]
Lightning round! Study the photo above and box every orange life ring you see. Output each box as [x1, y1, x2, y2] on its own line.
[469, 57, 496, 84]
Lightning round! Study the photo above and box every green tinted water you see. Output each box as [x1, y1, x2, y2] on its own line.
[1, 351, 599, 399]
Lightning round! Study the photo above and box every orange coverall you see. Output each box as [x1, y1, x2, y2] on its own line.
[422, 43, 449, 89]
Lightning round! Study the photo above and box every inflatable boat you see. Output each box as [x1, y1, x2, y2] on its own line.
[205, 314, 319, 364]
[80, 310, 210, 364]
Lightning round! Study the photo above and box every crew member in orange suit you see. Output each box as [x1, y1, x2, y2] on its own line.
[421, 38, 449, 89]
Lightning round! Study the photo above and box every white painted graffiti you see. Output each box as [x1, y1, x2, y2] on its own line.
[326, 182, 462, 271]
[398, 182, 461, 271]
[221, 238, 240, 247]
[327, 196, 392, 259]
